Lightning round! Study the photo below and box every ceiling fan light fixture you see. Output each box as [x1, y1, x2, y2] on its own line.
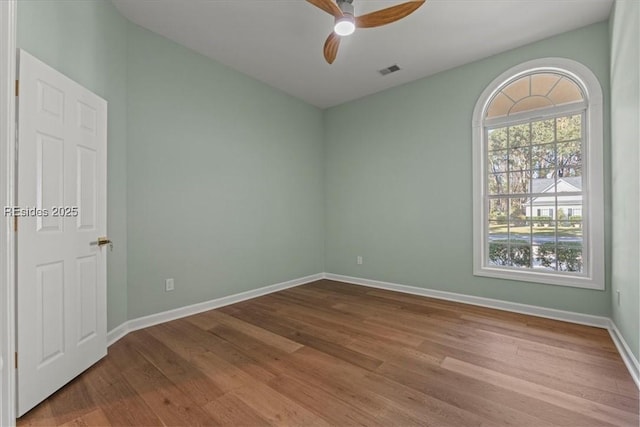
[334, 14, 355, 36]
[308, 0, 426, 64]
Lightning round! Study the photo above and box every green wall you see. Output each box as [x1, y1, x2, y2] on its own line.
[17, 0, 325, 324]
[17, 0, 129, 330]
[17, 0, 622, 329]
[610, 0, 639, 359]
[324, 22, 612, 315]
[125, 25, 325, 319]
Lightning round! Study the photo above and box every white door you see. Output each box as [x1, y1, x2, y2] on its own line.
[16, 50, 108, 416]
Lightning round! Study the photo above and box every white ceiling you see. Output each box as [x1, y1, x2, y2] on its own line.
[112, 0, 613, 109]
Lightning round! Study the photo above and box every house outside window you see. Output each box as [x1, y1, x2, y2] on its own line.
[472, 58, 604, 290]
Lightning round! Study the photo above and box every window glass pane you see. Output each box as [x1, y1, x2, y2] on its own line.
[556, 176, 582, 195]
[521, 197, 534, 223]
[511, 97, 554, 114]
[535, 243, 557, 271]
[569, 213, 583, 227]
[561, 167, 582, 178]
[488, 199, 508, 221]
[557, 140, 582, 177]
[488, 127, 508, 150]
[488, 150, 508, 173]
[559, 217, 582, 243]
[531, 177, 556, 194]
[486, 94, 513, 118]
[503, 77, 530, 102]
[531, 119, 555, 144]
[509, 245, 531, 268]
[556, 244, 583, 272]
[532, 145, 555, 170]
[532, 219, 554, 245]
[531, 73, 561, 96]
[509, 171, 530, 194]
[556, 207, 569, 224]
[509, 197, 529, 221]
[488, 173, 508, 195]
[489, 199, 509, 267]
[532, 168, 554, 180]
[488, 220, 506, 242]
[548, 79, 584, 105]
[556, 114, 581, 141]
[509, 147, 529, 171]
[509, 197, 531, 269]
[488, 242, 509, 266]
[509, 124, 530, 148]
[509, 197, 531, 245]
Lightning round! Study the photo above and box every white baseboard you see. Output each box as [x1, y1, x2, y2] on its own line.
[106, 322, 129, 347]
[608, 319, 640, 389]
[107, 273, 323, 346]
[323, 273, 610, 329]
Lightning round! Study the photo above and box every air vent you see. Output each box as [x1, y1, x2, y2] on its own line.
[378, 64, 401, 76]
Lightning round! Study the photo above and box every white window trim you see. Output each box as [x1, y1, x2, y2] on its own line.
[472, 58, 605, 290]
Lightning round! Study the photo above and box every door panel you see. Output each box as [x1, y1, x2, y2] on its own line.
[36, 132, 64, 232]
[77, 255, 98, 344]
[17, 50, 107, 416]
[35, 262, 64, 367]
[77, 146, 97, 230]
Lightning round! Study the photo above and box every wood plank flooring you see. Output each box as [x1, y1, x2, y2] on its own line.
[18, 279, 639, 426]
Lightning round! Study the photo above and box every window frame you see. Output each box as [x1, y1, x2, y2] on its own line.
[472, 58, 604, 290]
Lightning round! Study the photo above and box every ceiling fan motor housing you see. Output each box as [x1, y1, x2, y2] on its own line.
[337, 0, 354, 16]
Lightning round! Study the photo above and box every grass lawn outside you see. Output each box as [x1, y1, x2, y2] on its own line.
[489, 224, 582, 238]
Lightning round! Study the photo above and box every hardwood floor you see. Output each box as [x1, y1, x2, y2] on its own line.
[18, 279, 639, 426]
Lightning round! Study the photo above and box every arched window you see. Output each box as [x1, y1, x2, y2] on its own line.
[472, 58, 604, 289]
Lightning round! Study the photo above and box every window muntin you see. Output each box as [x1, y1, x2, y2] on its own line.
[472, 59, 604, 290]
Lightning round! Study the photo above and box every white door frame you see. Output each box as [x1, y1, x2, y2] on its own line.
[0, 0, 17, 425]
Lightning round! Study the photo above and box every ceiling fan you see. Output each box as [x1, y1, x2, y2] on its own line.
[307, 0, 426, 64]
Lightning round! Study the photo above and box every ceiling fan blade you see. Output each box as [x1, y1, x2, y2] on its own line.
[355, 0, 425, 29]
[307, 0, 342, 18]
[323, 32, 341, 64]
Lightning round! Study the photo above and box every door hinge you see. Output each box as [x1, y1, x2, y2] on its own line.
[13, 216, 17, 232]
[15, 352, 17, 369]
[15, 80, 19, 97]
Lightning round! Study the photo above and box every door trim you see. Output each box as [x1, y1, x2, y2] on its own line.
[0, 0, 17, 425]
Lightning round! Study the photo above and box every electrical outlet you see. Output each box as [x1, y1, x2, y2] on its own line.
[165, 278, 175, 292]
[357, 256, 363, 265]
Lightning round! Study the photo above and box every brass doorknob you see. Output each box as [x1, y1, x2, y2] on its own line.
[97, 237, 113, 250]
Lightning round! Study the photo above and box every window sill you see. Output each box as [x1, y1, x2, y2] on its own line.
[474, 266, 604, 290]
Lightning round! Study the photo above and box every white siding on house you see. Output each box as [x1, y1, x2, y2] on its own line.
[525, 178, 582, 219]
